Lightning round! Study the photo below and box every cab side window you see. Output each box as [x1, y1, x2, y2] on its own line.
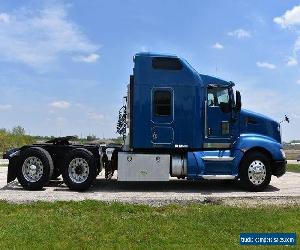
[153, 90, 171, 116]
[207, 87, 229, 107]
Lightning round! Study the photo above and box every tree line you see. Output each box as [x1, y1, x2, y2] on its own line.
[0, 126, 124, 155]
[0, 126, 35, 154]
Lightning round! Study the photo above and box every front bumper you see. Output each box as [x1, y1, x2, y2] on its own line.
[271, 160, 286, 177]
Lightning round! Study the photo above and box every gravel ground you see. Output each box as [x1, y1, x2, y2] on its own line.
[1, 167, 300, 206]
[287, 160, 300, 164]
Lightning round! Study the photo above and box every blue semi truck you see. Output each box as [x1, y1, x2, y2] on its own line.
[5, 52, 286, 191]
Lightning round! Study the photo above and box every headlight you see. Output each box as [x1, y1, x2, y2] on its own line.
[280, 149, 286, 159]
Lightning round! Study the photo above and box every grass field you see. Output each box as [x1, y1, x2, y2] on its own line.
[0, 201, 298, 249]
[287, 164, 300, 173]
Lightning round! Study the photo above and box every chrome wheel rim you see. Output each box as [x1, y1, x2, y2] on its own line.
[68, 158, 89, 184]
[22, 156, 44, 182]
[248, 160, 266, 185]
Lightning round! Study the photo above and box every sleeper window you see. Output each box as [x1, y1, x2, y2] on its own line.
[154, 90, 171, 116]
[152, 57, 182, 70]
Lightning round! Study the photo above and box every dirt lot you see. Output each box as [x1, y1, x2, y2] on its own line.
[0, 166, 300, 206]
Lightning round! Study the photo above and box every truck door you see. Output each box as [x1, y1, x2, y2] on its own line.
[151, 88, 174, 146]
[204, 85, 232, 148]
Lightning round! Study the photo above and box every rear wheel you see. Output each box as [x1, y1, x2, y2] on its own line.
[62, 148, 98, 191]
[17, 147, 54, 190]
[239, 151, 271, 191]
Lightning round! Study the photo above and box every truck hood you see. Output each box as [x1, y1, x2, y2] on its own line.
[239, 109, 281, 143]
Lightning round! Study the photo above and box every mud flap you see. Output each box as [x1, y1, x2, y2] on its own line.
[7, 157, 19, 183]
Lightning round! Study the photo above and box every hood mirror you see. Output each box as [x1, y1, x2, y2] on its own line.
[235, 91, 242, 112]
[280, 115, 290, 124]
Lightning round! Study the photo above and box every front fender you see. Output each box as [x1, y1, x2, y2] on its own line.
[232, 133, 284, 161]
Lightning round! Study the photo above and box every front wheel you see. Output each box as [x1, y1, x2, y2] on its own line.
[239, 152, 271, 192]
[62, 148, 98, 191]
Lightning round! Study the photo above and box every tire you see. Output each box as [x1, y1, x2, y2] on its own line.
[17, 147, 54, 190]
[62, 148, 98, 191]
[239, 151, 271, 192]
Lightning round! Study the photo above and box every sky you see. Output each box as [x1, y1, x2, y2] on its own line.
[0, 0, 299, 141]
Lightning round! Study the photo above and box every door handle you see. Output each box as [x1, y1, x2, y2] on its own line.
[152, 132, 158, 140]
[208, 128, 212, 135]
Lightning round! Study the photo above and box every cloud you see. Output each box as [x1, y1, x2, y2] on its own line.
[227, 29, 251, 39]
[237, 79, 300, 142]
[295, 36, 300, 52]
[0, 13, 10, 23]
[287, 56, 298, 66]
[273, 5, 300, 28]
[87, 112, 104, 121]
[274, 5, 300, 69]
[212, 42, 224, 49]
[256, 61, 276, 69]
[297, 79, 300, 85]
[0, 104, 12, 111]
[73, 53, 99, 63]
[0, 5, 99, 69]
[241, 88, 281, 116]
[49, 101, 71, 109]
